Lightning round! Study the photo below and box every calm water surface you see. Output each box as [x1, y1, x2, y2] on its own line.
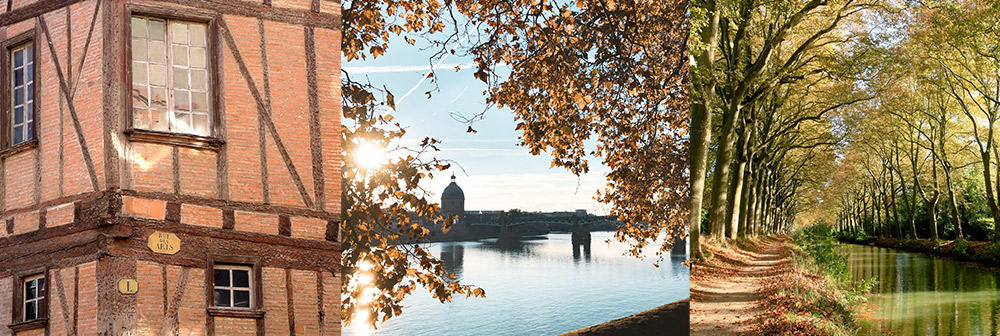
[348, 232, 689, 336]
[845, 244, 1000, 335]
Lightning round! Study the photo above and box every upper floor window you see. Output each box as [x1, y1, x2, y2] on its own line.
[130, 16, 210, 136]
[10, 43, 32, 146]
[213, 264, 252, 309]
[22, 273, 45, 322]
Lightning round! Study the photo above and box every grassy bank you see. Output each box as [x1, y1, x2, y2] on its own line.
[558, 299, 689, 336]
[839, 235, 1000, 267]
[752, 227, 879, 335]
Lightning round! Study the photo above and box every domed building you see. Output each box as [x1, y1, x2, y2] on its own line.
[442, 174, 466, 215]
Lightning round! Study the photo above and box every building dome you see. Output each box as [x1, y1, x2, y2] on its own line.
[442, 175, 464, 199]
[441, 174, 465, 215]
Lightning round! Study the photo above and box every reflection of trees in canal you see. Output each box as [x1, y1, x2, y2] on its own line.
[847, 245, 1000, 335]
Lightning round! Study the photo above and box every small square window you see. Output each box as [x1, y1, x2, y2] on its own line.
[22, 274, 45, 322]
[213, 264, 252, 309]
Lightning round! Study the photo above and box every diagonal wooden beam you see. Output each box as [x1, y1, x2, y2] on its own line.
[257, 19, 271, 204]
[158, 266, 190, 335]
[304, 26, 325, 211]
[53, 268, 75, 336]
[69, 0, 101, 100]
[219, 19, 314, 208]
[38, 15, 99, 191]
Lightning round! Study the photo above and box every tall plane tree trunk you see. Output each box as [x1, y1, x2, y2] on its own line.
[726, 132, 749, 239]
[687, 0, 719, 259]
[708, 103, 742, 239]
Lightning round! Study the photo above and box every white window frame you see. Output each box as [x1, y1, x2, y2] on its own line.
[212, 264, 253, 309]
[9, 42, 32, 146]
[22, 273, 44, 322]
[129, 15, 211, 136]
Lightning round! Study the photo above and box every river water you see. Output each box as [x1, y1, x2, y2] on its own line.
[346, 231, 689, 336]
[845, 244, 1000, 335]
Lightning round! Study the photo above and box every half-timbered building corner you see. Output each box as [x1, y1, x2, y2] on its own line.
[0, 0, 342, 335]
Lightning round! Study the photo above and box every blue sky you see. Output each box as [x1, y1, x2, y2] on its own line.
[344, 37, 610, 215]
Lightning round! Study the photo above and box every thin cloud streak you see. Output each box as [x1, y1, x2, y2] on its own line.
[343, 63, 477, 74]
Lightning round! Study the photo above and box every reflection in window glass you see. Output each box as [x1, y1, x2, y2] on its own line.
[131, 16, 210, 136]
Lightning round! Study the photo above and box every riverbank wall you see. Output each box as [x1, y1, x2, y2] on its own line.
[558, 299, 689, 336]
[839, 236, 1000, 267]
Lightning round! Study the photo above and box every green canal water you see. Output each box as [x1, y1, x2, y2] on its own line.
[845, 244, 1000, 335]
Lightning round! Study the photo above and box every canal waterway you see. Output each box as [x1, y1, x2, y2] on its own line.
[347, 231, 689, 336]
[845, 244, 1000, 335]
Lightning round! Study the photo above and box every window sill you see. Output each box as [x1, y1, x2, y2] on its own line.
[125, 129, 224, 150]
[7, 318, 46, 332]
[0, 138, 37, 159]
[206, 307, 265, 319]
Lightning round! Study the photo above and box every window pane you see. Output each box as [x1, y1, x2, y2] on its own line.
[131, 17, 147, 38]
[173, 68, 189, 89]
[26, 121, 32, 141]
[149, 41, 166, 63]
[26, 83, 32, 101]
[132, 85, 148, 107]
[14, 88, 23, 105]
[25, 280, 35, 299]
[190, 69, 207, 90]
[14, 126, 22, 144]
[150, 87, 167, 108]
[193, 114, 209, 135]
[172, 45, 188, 67]
[151, 110, 168, 132]
[190, 24, 206, 46]
[15, 106, 24, 124]
[233, 290, 250, 308]
[214, 289, 230, 307]
[132, 62, 147, 84]
[25, 47, 31, 64]
[170, 22, 188, 44]
[190, 47, 206, 68]
[14, 49, 22, 67]
[148, 20, 165, 40]
[174, 112, 191, 132]
[14, 69, 23, 86]
[174, 91, 190, 111]
[214, 269, 230, 287]
[232, 269, 249, 288]
[149, 64, 166, 86]
[131, 39, 147, 61]
[133, 108, 149, 129]
[191, 92, 207, 112]
[24, 301, 36, 321]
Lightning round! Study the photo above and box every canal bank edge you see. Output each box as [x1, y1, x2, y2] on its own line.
[557, 299, 690, 336]
[839, 236, 1000, 269]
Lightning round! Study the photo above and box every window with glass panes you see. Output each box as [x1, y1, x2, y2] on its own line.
[130, 16, 210, 136]
[10, 43, 33, 145]
[213, 264, 252, 309]
[22, 274, 44, 321]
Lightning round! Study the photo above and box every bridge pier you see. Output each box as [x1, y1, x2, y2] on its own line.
[572, 224, 592, 259]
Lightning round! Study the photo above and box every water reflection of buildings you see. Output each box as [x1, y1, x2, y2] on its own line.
[439, 244, 465, 279]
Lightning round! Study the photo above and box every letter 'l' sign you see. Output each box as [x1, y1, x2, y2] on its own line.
[118, 279, 139, 295]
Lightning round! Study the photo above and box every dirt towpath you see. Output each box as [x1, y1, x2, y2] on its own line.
[689, 237, 792, 335]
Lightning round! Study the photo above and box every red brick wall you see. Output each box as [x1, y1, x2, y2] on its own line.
[0, 276, 10, 336]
